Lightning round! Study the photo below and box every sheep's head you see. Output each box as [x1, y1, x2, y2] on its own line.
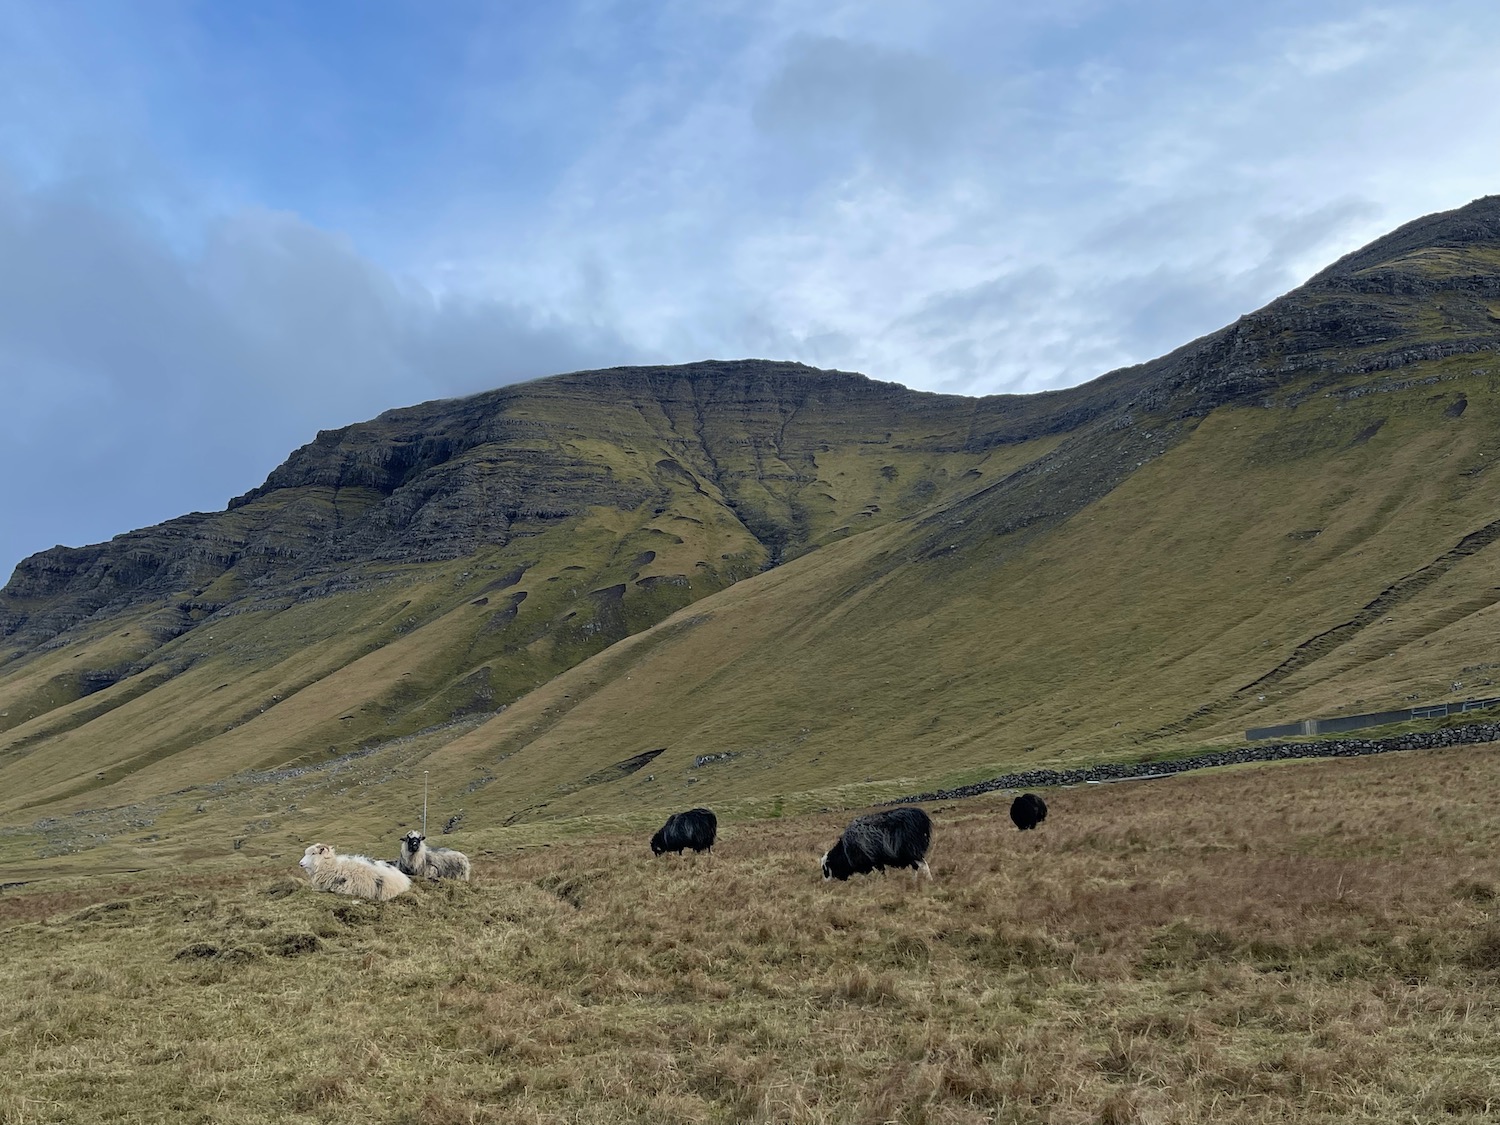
[820, 843, 853, 881]
[300, 843, 334, 872]
[401, 831, 425, 856]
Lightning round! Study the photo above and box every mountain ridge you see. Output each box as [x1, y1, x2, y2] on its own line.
[14, 192, 1500, 639]
[5, 196, 1500, 870]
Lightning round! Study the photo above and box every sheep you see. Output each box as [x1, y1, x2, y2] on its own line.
[821, 806, 932, 881]
[1009, 793, 1048, 830]
[650, 808, 717, 856]
[299, 843, 411, 901]
[396, 831, 471, 882]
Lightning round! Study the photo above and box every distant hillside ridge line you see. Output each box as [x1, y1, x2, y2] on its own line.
[9, 198, 1500, 850]
[0, 359, 1085, 645]
[12, 189, 1500, 638]
[892, 723, 1500, 802]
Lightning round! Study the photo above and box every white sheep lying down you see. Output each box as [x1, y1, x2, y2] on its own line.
[397, 831, 471, 882]
[299, 843, 411, 901]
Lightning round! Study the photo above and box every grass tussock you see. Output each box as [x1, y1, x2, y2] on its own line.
[3, 746, 1500, 1123]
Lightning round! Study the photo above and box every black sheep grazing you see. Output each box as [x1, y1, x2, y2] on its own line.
[1009, 793, 1048, 831]
[821, 806, 932, 881]
[651, 808, 718, 855]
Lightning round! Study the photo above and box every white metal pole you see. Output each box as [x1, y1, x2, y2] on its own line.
[423, 771, 429, 836]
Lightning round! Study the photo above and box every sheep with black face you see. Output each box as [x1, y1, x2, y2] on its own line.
[650, 808, 717, 856]
[1009, 793, 1048, 831]
[821, 806, 932, 881]
[396, 831, 471, 882]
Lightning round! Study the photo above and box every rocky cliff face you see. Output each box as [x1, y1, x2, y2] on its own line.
[4, 196, 1500, 838]
[904, 196, 1500, 562]
[10, 199, 1500, 652]
[0, 361, 1046, 652]
[1136, 195, 1500, 415]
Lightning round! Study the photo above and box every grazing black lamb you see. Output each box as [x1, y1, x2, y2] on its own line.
[650, 808, 718, 855]
[821, 806, 932, 881]
[1009, 793, 1048, 831]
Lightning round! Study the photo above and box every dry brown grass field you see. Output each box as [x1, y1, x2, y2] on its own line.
[4, 746, 1500, 1125]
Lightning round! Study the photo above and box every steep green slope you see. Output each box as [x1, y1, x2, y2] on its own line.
[418, 354, 1498, 832]
[4, 196, 1500, 873]
[0, 362, 1068, 829]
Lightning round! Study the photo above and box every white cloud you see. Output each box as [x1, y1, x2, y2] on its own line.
[752, 35, 975, 171]
[0, 173, 635, 574]
[1282, 9, 1402, 75]
[463, 1, 1500, 395]
[5, 0, 1500, 577]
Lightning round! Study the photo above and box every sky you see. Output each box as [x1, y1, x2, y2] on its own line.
[3, 0, 1500, 580]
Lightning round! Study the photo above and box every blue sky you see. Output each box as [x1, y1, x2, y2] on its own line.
[3, 0, 1500, 579]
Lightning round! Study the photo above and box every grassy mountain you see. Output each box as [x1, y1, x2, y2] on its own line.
[5, 196, 1500, 872]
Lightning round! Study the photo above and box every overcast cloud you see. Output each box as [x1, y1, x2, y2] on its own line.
[2, 0, 1500, 578]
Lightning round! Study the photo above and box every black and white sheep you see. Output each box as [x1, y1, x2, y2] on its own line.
[396, 831, 471, 882]
[300, 843, 412, 901]
[821, 806, 932, 881]
[1009, 793, 1048, 831]
[650, 808, 717, 855]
